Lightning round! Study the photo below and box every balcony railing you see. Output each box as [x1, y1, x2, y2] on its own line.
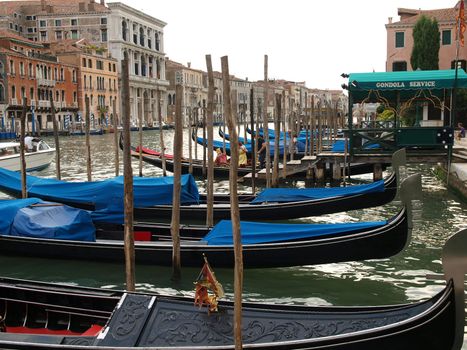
[10, 98, 18, 105]
[38, 100, 50, 108]
[37, 78, 56, 87]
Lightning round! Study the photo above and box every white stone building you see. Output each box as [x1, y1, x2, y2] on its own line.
[107, 2, 169, 126]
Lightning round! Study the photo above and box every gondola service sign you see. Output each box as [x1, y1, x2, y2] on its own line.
[375, 80, 436, 89]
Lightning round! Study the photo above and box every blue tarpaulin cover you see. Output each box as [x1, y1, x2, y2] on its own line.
[196, 136, 305, 155]
[202, 219, 387, 245]
[0, 198, 95, 241]
[251, 179, 385, 204]
[0, 168, 200, 224]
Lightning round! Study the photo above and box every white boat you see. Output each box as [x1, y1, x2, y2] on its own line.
[0, 140, 55, 171]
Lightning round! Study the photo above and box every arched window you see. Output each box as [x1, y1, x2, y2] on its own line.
[122, 20, 127, 41]
[0, 84, 5, 102]
[139, 27, 144, 46]
[172, 93, 175, 105]
[168, 94, 172, 105]
[155, 33, 160, 51]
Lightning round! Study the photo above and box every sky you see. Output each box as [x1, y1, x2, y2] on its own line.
[114, 0, 458, 90]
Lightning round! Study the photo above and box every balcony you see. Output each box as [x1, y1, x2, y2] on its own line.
[37, 78, 56, 87]
[10, 98, 18, 106]
[38, 100, 51, 108]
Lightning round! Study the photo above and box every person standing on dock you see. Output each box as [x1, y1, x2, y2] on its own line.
[238, 141, 248, 167]
[257, 135, 267, 168]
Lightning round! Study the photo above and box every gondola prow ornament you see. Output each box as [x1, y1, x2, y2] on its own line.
[194, 254, 225, 313]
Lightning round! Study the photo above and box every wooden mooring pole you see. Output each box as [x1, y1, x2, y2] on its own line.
[138, 99, 143, 177]
[263, 55, 271, 188]
[121, 56, 135, 292]
[19, 100, 27, 198]
[272, 93, 280, 187]
[49, 95, 61, 180]
[113, 98, 119, 177]
[221, 55, 243, 350]
[205, 54, 215, 227]
[85, 96, 92, 181]
[156, 89, 167, 177]
[171, 84, 183, 280]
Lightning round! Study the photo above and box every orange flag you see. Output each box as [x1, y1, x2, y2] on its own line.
[459, 0, 466, 46]
[194, 255, 224, 313]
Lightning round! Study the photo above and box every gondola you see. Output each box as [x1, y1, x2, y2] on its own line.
[0, 174, 419, 267]
[120, 135, 254, 178]
[0, 224, 463, 349]
[0, 148, 404, 222]
[0, 166, 398, 222]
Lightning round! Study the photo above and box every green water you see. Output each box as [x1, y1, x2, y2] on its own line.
[0, 129, 466, 312]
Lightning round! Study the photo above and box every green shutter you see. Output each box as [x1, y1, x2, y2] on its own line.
[442, 30, 451, 45]
[395, 32, 404, 48]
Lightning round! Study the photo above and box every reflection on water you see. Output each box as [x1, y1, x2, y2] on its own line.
[0, 129, 467, 310]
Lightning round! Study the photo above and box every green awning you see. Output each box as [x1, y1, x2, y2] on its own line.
[348, 69, 467, 102]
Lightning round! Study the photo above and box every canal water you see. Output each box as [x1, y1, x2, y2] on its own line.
[1, 129, 467, 342]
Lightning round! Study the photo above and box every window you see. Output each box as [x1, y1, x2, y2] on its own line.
[84, 74, 87, 88]
[40, 31, 47, 41]
[60, 68, 64, 81]
[28, 63, 32, 77]
[73, 91, 77, 102]
[14, 24, 18, 31]
[134, 62, 139, 75]
[100, 17, 107, 25]
[392, 61, 407, 71]
[71, 18, 78, 26]
[155, 33, 160, 51]
[9, 23, 12, 29]
[55, 19, 61, 26]
[89, 76, 92, 89]
[72, 69, 76, 83]
[96, 60, 103, 70]
[55, 31, 62, 40]
[88, 59, 92, 68]
[101, 29, 107, 42]
[11, 85, 15, 99]
[122, 21, 127, 41]
[19, 62, 24, 76]
[82, 57, 86, 67]
[442, 30, 451, 45]
[27, 27, 34, 33]
[39, 20, 46, 27]
[9, 60, 14, 75]
[113, 63, 116, 72]
[71, 30, 78, 39]
[139, 27, 144, 46]
[108, 62, 111, 71]
[30, 87, 34, 101]
[395, 32, 404, 48]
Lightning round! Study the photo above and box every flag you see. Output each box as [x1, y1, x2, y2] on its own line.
[194, 255, 224, 313]
[458, 0, 466, 46]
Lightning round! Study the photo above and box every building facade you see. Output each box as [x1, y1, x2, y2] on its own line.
[47, 39, 119, 130]
[107, 2, 169, 127]
[386, 2, 467, 72]
[0, 30, 78, 134]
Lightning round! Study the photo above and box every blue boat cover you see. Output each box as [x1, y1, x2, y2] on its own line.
[250, 179, 385, 204]
[196, 136, 305, 155]
[0, 168, 200, 224]
[0, 198, 95, 241]
[202, 219, 386, 245]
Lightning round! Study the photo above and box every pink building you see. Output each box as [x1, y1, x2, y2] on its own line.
[386, 1, 467, 72]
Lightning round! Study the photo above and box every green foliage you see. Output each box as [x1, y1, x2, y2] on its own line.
[377, 109, 395, 121]
[410, 15, 440, 70]
[376, 104, 385, 114]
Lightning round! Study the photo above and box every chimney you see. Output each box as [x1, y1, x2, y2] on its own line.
[79, 2, 85, 11]
[41, 0, 46, 11]
[187, 62, 191, 68]
[388, 17, 393, 24]
[100, 0, 105, 5]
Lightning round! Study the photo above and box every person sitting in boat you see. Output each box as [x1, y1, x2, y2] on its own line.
[214, 148, 228, 166]
[238, 141, 248, 167]
[24, 136, 40, 152]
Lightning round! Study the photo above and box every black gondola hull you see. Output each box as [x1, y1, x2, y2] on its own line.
[135, 172, 397, 222]
[0, 208, 407, 268]
[0, 275, 456, 349]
